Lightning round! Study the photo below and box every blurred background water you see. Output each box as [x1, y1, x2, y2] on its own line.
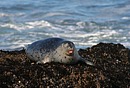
[0, 0, 130, 50]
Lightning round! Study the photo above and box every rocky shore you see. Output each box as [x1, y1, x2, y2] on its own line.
[0, 43, 129, 88]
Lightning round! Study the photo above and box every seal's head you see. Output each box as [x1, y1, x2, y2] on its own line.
[54, 41, 80, 64]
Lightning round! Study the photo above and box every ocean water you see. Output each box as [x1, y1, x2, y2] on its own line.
[0, 0, 130, 50]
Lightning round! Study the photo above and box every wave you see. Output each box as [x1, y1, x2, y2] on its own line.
[0, 20, 52, 31]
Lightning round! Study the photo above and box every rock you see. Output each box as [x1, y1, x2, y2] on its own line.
[0, 43, 129, 88]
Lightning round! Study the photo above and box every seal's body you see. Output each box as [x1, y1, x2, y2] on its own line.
[26, 38, 93, 65]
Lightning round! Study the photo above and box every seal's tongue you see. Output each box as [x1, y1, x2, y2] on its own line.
[68, 50, 73, 54]
[67, 50, 74, 56]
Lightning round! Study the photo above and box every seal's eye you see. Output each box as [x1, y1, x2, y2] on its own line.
[63, 42, 74, 49]
[63, 43, 69, 47]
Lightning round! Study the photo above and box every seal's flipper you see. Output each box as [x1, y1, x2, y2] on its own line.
[80, 57, 94, 66]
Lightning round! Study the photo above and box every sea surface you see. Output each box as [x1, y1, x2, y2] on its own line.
[0, 0, 130, 50]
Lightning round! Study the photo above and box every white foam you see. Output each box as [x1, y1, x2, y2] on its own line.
[0, 13, 9, 17]
[0, 12, 25, 17]
[0, 20, 52, 31]
[43, 12, 69, 18]
[25, 20, 51, 28]
[122, 17, 130, 20]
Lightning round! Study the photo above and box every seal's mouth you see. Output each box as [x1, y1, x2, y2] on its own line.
[66, 49, 74, 56]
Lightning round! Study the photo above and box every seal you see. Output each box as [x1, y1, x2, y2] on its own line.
[25, 38, 93, 65]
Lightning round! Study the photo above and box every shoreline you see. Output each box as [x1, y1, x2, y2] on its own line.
[0, 43, 129, 88]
